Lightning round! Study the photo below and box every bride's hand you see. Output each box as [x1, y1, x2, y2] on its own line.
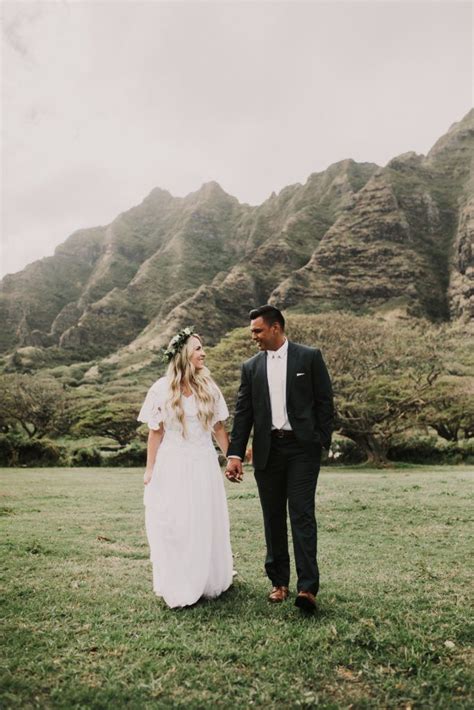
[144, 469, 153, 485]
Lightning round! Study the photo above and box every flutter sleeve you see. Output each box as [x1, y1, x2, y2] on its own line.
[137, 380, 165, 430]
[212, 386, 229, 426]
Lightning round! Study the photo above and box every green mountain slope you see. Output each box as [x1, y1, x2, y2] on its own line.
[271, 110, 474, 320]
[1, 110, 472, 369]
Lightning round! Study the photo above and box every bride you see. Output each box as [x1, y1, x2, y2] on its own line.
[137, 326, 233, 608]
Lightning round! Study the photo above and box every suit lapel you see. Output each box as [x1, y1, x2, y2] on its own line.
[286, 341, 299, 403]
[257, 352, 272, 414]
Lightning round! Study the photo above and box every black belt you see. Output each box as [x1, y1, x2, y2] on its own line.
[271, 429, 296, 440]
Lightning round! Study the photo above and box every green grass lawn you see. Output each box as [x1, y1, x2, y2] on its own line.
[1, 465, 473, 709]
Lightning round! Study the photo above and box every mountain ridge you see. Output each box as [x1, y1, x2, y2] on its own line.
[1, 110, 473, 365]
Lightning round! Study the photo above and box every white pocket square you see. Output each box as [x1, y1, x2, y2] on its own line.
[296, 372, 305, 377]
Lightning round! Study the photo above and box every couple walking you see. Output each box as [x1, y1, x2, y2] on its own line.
[138, 305, 334, 610]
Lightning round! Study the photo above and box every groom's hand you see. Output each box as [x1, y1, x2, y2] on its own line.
[225, 457, 243, 483]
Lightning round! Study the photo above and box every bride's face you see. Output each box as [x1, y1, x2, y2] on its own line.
[189, 336, 206, 370]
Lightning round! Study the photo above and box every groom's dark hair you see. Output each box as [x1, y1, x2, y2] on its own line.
[249, 305, 285, 331]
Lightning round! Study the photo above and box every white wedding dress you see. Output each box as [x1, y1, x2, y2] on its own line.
[137, 377, 233, 608]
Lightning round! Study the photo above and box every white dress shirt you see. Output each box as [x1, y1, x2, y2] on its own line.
[267, 339, 292, 431]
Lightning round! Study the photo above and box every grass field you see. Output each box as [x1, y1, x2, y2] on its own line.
[1, 465, 473, 709]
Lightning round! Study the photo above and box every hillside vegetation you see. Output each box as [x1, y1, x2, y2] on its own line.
[0, 314, 472, 467]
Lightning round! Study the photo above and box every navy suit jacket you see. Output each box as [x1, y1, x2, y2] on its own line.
[228, 341, 334, 470]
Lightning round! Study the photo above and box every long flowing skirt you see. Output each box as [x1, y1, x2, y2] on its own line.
[144, 438, 233, 608]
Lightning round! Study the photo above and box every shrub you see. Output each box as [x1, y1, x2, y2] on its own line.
[326, 438, 366, 465]
[0, 434, 67, 467]
[0, 434, 16, 466]
[107, 442, 147, 467]
[387, 435, 474, 464]
[71, 447, 103, 467]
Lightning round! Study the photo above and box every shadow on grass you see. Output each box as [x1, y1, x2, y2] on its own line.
[169, 581, 340, 624]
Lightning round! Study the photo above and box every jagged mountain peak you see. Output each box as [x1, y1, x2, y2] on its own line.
[427, 108, 474, 160]
[198, 180, 225, 193]
[448, 107, 474, 133]
[142, 186, 174, 203]
[311, 157, 378, 176]
[187, 180, 235, 202]
[386, 152, 424, 170]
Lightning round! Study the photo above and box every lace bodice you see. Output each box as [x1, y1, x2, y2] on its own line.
[137, 377, 229, 447]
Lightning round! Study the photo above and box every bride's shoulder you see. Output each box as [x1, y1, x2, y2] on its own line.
[210, 379, 225, 400]
[149, 376, 169, 395]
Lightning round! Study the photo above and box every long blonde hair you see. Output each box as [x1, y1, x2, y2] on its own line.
[165, 334, 218, 436]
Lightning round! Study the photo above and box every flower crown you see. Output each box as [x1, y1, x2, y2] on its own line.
[162, 326, 195, 362]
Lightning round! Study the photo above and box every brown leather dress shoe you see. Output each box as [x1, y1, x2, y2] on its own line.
[268, 586, 289, 603]
[295, 590, 316, 611]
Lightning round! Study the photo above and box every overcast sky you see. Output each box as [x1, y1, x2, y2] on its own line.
[1, 0, 473, 278]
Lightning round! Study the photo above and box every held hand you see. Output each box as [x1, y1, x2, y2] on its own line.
[143, 469, 153, 485]
[225, 458, 243, 483]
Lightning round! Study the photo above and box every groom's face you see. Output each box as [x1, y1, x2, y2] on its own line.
[250, 316, 281, 351]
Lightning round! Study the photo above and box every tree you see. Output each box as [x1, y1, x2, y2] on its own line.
[207, 313, 445, 466]
[72, 400, 140, 446]
[420, 321, 474, 441]
[0, 373, 71, 439]
[289, 314, 442, 465]
[419, 379, 474, 441]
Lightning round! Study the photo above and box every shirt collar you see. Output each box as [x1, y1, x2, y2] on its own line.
[268, 338, 288, 359]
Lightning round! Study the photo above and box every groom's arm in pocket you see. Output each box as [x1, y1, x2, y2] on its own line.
[228, 362, 254, 460]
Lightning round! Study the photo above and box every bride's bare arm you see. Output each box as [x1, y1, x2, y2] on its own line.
[144, 424, 164, 484]
[212, 421, 230, 456]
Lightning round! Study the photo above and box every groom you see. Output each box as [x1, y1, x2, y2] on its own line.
[226, 305, 334, 611]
